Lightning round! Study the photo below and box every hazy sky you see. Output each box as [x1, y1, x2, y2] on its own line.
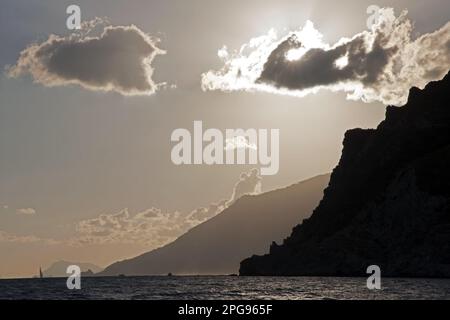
[1, 0, 449, 278]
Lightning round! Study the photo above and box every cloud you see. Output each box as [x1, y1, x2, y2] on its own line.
[1, 170, 261, 249]
[202, 8, 450, 106]
[7, 20, 165, 96]
[16, 208, 36, 215]
[225, 136, 258, 151]
[73, 169, 262, 247]
[227, 168, 262, 205]
[0, 230, 59, 245]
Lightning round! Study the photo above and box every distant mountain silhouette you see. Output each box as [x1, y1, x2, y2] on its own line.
[44, 260, 103, 277]
[99, 174, 330, 276]
[241, 72, 450, 277]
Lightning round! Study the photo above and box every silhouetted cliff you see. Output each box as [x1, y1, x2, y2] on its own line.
[240, 72, 450, 277]
[100, 174, 330, 276]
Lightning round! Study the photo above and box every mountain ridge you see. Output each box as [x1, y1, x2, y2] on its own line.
[99, 173, 330, 276]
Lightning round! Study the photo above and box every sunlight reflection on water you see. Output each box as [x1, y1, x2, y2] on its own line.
[0, 276, 449, 300]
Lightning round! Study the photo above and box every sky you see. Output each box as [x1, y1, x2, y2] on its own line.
[1, 0, 449, 278]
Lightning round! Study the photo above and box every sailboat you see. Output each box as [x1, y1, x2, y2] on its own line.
[39, 266, 43, 279]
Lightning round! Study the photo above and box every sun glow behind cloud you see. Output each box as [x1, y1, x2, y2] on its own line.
[202, 8, 450, 106]
[334, 54, 349, 70]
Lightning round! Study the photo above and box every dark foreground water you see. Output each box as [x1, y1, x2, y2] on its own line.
[0, 276, 449, 300]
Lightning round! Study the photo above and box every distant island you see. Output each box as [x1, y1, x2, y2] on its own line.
[43, 260, 103, 278]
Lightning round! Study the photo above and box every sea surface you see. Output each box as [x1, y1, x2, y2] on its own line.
[0, 276, 449, 300]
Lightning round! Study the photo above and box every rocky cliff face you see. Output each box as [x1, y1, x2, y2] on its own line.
[240, 72, 450, 277]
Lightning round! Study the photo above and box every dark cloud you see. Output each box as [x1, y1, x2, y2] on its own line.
[202, 8, 450, 106]
[8, 23, 165, 95]
[258, 33, 397, 90]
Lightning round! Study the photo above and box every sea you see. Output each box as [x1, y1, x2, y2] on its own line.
[0, 276, 449, 300]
